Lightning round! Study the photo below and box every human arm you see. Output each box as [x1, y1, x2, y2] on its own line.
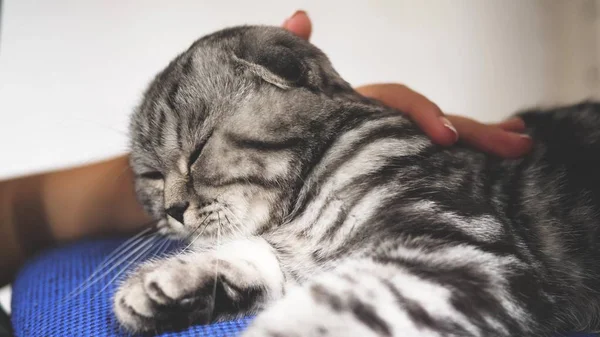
[0, 155, 150, 286]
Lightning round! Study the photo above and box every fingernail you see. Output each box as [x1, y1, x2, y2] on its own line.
[519, 134, 532, 140]
[502, 117, 523, 126]
[440, 117, 459, 142]
[503, 117, 522, 123]
[284, 10, 306, 25]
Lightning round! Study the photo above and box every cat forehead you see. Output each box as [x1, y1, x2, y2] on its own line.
[129, 24, 345, 164]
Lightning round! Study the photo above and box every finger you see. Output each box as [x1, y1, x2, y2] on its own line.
[446, 115, 533, 158]
[444, 115, 526, 133]
[492, 117, 526, 132]
[356, 83, 458, 146]
[282, 10, 312, 40]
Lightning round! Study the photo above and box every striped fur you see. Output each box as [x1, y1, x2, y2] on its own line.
[115, 25, 600, 336]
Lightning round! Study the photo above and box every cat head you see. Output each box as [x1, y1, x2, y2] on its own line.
[129, 26, 354, 241]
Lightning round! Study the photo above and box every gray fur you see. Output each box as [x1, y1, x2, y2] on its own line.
[115, 25, 600, 336]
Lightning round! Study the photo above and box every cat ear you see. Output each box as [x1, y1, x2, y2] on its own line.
[232, 27, 353, 95]
[234, 36, 306, 89]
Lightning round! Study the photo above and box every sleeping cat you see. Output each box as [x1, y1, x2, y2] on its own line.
[114, 25, 600, 336]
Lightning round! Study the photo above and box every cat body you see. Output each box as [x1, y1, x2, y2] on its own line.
[114, 25, 600, 336]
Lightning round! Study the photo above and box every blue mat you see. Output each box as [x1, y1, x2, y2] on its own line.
[10, 238, 599, 337]
[11, 238, 252, 336]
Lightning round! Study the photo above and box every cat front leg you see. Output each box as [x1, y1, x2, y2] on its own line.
[113, 237, 284, 333]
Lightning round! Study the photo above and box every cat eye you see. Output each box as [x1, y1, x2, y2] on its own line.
[188, 145, 203, 167]
[188, 132, 212, 167]
[139, 171, 164, 180]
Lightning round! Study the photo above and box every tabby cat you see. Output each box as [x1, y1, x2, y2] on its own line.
[114, 25, 600, 337]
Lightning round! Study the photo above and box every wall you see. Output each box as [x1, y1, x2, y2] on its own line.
[0, 0, 598, 179]
[552, 0, 600, 103]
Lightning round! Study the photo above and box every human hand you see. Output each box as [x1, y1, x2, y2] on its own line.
[282, 11, 532, 158]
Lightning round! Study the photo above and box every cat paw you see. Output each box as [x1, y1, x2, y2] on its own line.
[114, 254, 266, 333]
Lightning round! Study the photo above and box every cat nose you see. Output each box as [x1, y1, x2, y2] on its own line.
[165, 201, 189, 224]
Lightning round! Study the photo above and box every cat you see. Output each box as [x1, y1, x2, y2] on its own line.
[114, 25, 600, 337]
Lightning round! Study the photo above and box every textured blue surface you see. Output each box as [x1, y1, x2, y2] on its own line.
[10, 237, 600, 337]
[11, 238, 252, 337]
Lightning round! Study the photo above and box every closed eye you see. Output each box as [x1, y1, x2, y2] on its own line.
[225, 132, 304, 151]
[140, 171, 164, 180]
[189, 132, 213, 167]
[189, 144, 203, 167]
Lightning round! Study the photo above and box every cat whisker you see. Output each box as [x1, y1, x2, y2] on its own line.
[67, 226, 158, 299]
[91, 237, 159, 301]
[215, 207, 243, 240]
[30, 225, 160, 334]
[181, 213, 211, 243]
[145, 237, 172, 264]
[182, 214, 214, 252]
[71, 235, 159, 298]
[220, 205, 244, 232]
[228, 217, 245, 239]
[209, 213, 222, 322]
[71, 225, 155, 287]
[221, 212, 243, 238]
[179, 192, 232, 250]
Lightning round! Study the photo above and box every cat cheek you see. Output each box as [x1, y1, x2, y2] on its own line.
[241, 196, 273, 230]
[136, 190, 163, 219]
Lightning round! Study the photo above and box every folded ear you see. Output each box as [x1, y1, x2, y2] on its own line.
[233, 27, 353, 95]
[234, 36, 306, 89]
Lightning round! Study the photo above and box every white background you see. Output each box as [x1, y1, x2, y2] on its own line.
[0, 0, 599, 311]
[0, 0, 599, 180]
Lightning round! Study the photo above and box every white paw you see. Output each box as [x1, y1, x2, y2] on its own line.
[114, 254, 267, 333]
[113, 258, 204, 333]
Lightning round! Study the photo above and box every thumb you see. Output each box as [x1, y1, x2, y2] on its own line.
[282, 10, 312, 40]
